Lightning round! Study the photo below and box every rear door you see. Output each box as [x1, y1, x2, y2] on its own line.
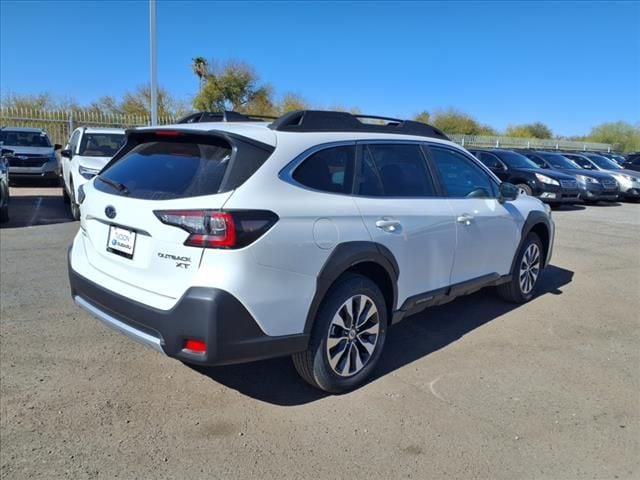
[426, 144, 520, 284]
[79, 131, 269, 302]
[352, 142, 456, 305]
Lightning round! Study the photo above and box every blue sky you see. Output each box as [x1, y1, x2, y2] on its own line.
[1, 0, 638, 135]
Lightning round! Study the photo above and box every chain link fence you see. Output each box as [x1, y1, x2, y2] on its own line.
[1, 107, 614, 152]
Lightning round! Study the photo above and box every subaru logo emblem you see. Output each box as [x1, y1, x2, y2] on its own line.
[105, 206, 116, 219]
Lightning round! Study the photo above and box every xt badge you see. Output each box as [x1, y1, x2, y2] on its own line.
[158, 252, 192, 269]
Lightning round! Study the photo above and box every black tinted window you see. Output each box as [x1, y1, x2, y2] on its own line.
[293, 146, 355, 194]
[568, 156, 593, 169]
[359, 144, 435, 197]
[97, 140, 232, 200]
[429, 147, 497, 198]
[477, 152, 501, 169]
[525, 154, 546, 167]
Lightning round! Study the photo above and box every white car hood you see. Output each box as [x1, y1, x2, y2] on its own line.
[77, 155, 111, 171]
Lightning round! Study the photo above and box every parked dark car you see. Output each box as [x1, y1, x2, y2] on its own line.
[598, 152, 626, 165]
[518, 150, 619, 203]
[0, 148, 11, 223]
[622, 153, 640, 172]
[562, 152, 640, 201]
[468, 148, 580, 205]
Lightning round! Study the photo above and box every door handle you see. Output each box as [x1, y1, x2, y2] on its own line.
[375, 219, 401, 233]
[456, 214, 475, 225]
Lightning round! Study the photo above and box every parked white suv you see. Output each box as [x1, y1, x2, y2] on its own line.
[61, 127, 125, 219]
[68, 111, 555, 393]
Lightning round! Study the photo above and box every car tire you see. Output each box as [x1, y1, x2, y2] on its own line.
[69, 181, 80, 221]
[292, 273, 388, 393]
[517, 183, 533, 196]
[62, 185, 70, 204]
[497, 232, 544, 304]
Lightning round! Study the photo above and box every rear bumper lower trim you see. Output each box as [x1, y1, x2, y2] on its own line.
[74, 295, 165, 354]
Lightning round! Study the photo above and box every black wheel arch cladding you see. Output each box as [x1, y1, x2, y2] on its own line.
[511, 211, 551, 275]
[303, 241, 399, 335]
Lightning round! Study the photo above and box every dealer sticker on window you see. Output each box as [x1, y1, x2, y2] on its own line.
[107, 225, 136, 259]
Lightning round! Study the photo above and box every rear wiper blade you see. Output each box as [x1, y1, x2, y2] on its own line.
[97, 176, 129, 194]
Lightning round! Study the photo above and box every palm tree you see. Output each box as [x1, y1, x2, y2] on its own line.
[191, 57, 209, 93]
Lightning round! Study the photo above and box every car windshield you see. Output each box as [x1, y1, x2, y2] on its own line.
[79, 133, 125, 157]
[586, 154, 622, 170]
[611, 154, 625, 164]
[497, 151, 539, 169]
[540, 153, 580, 169]
[0, 130, 51, 147]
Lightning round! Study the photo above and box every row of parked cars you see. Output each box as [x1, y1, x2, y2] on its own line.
[468, 148, 640, 205]
[0, 124, 639, 224]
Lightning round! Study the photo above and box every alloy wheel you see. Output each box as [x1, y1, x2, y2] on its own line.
[325, 294, 380, 377]
[519, 243, 541, 295]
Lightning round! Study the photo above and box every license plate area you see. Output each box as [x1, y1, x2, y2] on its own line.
[107, 225, 137, 259]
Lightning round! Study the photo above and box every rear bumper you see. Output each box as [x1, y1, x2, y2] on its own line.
[68, 249, 309, 366]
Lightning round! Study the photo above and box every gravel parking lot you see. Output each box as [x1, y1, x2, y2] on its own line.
[1, 187, 638, 479]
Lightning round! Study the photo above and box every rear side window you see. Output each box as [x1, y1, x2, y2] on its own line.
[293, 145, 355, 194]
[358, 144, 436, 197]
[568, 156, 592, 169]
[97, 140, 232, 200]
[477, 152, 501, 169]
[429, 146, 497, 198]
[525, 154, 546, 168]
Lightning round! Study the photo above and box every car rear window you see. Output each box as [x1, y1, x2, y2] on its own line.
[96, 139, 233, 200]
[96, 132, 274, 200]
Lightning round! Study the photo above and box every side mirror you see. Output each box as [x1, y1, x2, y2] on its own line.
[1, 148, 14, 157]
[61, 149, 72, 159]
[499, 182, 519, 203]
[54, 143, 63, 150]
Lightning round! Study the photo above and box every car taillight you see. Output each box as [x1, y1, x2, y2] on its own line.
[153, 210, 278, 249]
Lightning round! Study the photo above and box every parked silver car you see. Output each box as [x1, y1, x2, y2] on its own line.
[0, 127, 62, 185]
[563, 152, 640, 201]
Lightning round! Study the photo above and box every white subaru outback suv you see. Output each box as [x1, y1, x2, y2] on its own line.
[68, 110, 554, 393]
[61, 127, 125, 220]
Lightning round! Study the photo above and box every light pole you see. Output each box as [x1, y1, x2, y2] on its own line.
[149, 0, 158, 125]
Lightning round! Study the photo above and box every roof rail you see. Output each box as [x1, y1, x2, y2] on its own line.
[268, 110, 449, 140]
[176, 111, 278, 124]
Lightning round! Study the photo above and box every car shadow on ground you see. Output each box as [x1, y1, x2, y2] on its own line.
[553, 204, 585, 211]
[191, 265, 574, 406]
[0, 193, 74, 228]
[588, 202, 623, 207]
